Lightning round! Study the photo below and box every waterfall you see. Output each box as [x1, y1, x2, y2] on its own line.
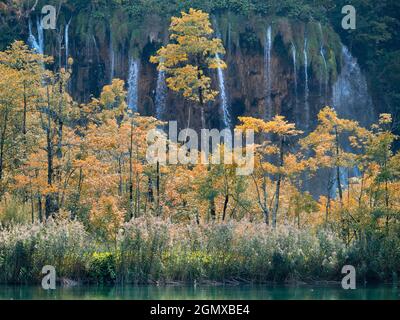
[127, 58, 140, 112]
[28, 18, 44, 54]
[330, 45, 374, 195]
[292, 43, 301, 127]
[155, 69, 167, 120]
[37, 18, 44, 54]
[215, 52, 231, 129]
[227, 22, 232, 53]
[28, 20, 40, 52]
[92, 36, 100, 61]
[212, 18, 231, 129]
[264, 26, 272, 119]
[332, 45, 374, 127]
[318, 23, 328, 104]
[109, 31, 115, 83]
[65, 19, 71, 68]
[291, 43, 298, 106]
[303, 35, 309, 128]
[320, 47, 328, 103]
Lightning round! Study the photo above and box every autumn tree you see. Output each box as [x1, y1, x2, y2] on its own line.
[0, 64, 22, 194]
[237, 115, 303, 227]
[300, 107, 368, 222]
[365, 114, 399, 229]
[0, 41, 50, 197]
[26, 63, 75, 218]
[150, 8, 226, 128]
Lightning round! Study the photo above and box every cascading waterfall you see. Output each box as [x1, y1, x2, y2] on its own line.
[92, 36, 100, 61]
[37, 18, 44, 54]
[213, 18, 231, 129]
[127, 58, 140, 112]
[303, 35, 309, 128]
[291, 43, 298, 107]
[155, 69, 167, 120]
[28, 20, 39, 52]
[332, 45, 374, 127]
[330, 45, 374, 195]
[216, 53, 231, 129]
[28, 18, 44, 54]
[227, 23, 232, 53]
[292, 43, 301, 127]
[216, 53, 231, 128]
[318, 23, 328, 104]
[65, 19, 71, 68]
[264, 26, 272, 119]
[109, 31, 115, 83]
[320, 48, 328, 102]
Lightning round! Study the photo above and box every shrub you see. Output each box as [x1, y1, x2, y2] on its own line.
[0, 218, 91, 283]
[88, 252, 116, 283]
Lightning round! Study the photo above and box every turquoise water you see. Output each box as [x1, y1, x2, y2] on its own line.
[0, 284, 399, 300]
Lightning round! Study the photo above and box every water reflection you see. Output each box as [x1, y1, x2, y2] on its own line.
[0, 284, 399, 300]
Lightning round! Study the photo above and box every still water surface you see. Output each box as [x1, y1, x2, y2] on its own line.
[0, 284, 399, 300]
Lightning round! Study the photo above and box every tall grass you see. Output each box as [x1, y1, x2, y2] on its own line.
[0, 217, 398, 284]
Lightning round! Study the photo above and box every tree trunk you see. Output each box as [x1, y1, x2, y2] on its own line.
[72, 168, 83, 220]
[262, 176, 269, 225]
[129, 119, 134, 218]
[222, 194, 229, 221]
[272, 137, 284, 229]
[0, 109, 8, 183]
[334, 125, 343, 206]
[30, 189, 34, 224]
[118, 156, 122, 196]
[45, 87, 58, 218]
[23, 82, 27, 136]
[297, 211, 300, 228]
[135, 143, 140, 217]
[57, 80, 64, 159]
[147, 176, 154, 203]
[38, 195, 43, 223]
[156, 160, 161, 216]
[45, 125, 55, 219]
[326, 171, 334, 223]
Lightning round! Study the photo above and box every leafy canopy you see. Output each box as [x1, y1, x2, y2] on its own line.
[150, 8, 226, 104]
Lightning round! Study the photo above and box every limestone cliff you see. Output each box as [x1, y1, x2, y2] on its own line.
[22, 10, 374, 133]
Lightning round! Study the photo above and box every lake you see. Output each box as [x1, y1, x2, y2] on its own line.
[0, 284, 399, 300]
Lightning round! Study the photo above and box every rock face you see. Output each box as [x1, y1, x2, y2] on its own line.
[19, 10, 377, 197]
[25, 11, 375, 134]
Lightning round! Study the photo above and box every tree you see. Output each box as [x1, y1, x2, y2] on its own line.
[0, 63, 22, 196]
[300, 107, 368, 223]
[150, 8, 226, 128]
[237, 115, 303, 227]
[0, 41, 49, 197]
[365, 114, 399, 229]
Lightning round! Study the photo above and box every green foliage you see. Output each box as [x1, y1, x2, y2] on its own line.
[88, 252, 116, 283]
[0, 215, 399, 284]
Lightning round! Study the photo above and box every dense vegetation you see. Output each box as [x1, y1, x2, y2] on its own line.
[0, 217, 388, 284]
[0, 6, 399, 285]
